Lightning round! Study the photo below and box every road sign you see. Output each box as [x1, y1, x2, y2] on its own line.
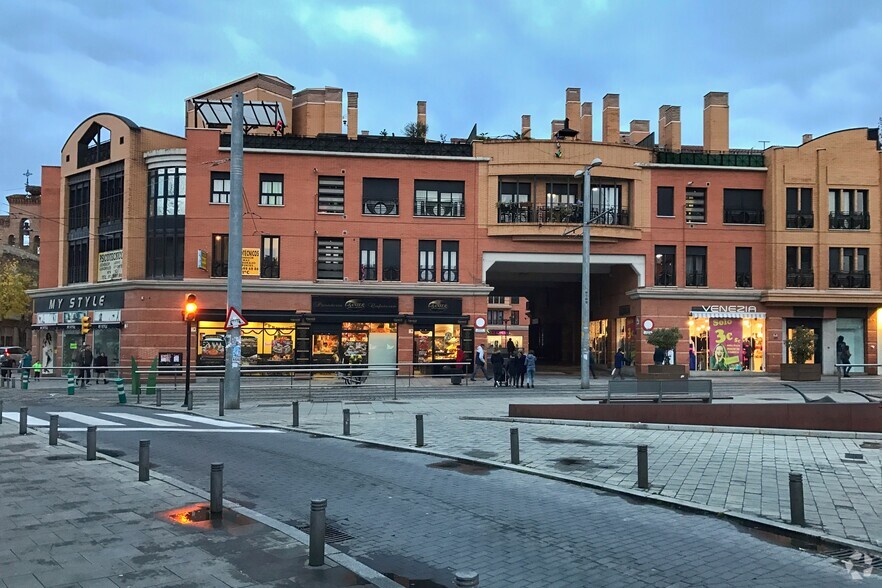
[475, 316, 487, 328]
[642, 318, 654, 335]
[224, 307, 248, 330]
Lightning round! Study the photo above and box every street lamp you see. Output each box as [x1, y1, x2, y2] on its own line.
[575, 157, 602, 389]
[181, 293, 197, 408]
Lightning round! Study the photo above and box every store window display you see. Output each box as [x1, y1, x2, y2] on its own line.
[689, 316, 765, 371]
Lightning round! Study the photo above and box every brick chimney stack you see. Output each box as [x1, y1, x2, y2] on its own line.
[324, 87, 343, 134]
[602, 94, 620, 144]
[551, 120, 564, 136]
[666, 106, 682, 151]
[417, 101, 427, 129]
[521, 115, 531, 139]
[347, 92, 358, 139]
[802, 133, 813, 144]
[658, 105, 670, 148]
[703, 92, 729, 152]
[581, 102, 593, 142]
[565, 88, 581, 136]
[629, 120, 650, 144]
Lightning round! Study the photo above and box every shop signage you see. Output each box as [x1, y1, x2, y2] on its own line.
[93, 309, 120, 323]
[35, 291, 125, 313]
[242, 248, 261, 276]
[414, 297, 462, 316]
[197, 249, 208, 271]
[691, 305, 758, 314]
[62, 311, 87, 324]
[98, 249, 123, 282]
[312, 296, 399, 314]
[36, 312, 58, 325]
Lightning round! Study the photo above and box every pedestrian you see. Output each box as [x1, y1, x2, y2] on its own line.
[841, 344, 852, 377]
[506, 337, 515, 357]
[490, 346, 505, 387]
[836, 335, 846, 375]
[32, 359, 42, 381]
[516, 349, 527, 388]
[653, 346, 665, 365]
[20, 350, 32, 381]
[0, 353, 13, 387]
[611, 348, 628, 380]
[507, 349, 520, 387]
[81, 344, 94, 385]
[471, 344, 491, 381]
[525, 349, 537, 388]
[588, 347, 597, 379]
[94, 351, 109, 384]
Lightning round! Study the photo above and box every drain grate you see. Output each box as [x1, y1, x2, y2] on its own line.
[821, 548, 881, 576]
[294, 522, 354, 543]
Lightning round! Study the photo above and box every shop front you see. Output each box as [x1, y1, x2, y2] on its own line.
[411, 297, 472, 375]
[307, 296, 399, 372]
[688, 304, 766, 372]
[196, 310, 302, 368]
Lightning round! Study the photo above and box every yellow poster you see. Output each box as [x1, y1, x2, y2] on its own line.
[242, 248, 261, 276]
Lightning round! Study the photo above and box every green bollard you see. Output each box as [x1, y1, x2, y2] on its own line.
[116, 377, 127, 404]
[21, 371, 29, 391]
[67, 371, 75, 395]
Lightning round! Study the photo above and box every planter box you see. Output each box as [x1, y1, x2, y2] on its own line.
[780, 363, 822, 381]
[638, 364, 688, 380]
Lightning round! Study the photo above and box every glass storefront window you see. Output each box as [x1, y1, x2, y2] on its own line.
[487, 334, 523, 352]
[341, 332, 368, 364]
[590, 319, 609, 365]
[414, 324, 460, 363]
[197, 320, 299, 365]
[312, 334, 340, 363]
[689, 316, 765, 371]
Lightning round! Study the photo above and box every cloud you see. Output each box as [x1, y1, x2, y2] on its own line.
[291, 3, 418, 55]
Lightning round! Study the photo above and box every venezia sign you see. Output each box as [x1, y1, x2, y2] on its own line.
[691, 305, 758, 314]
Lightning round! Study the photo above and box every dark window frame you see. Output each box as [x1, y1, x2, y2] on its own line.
[67, 238, 89, 284]
[260, 235, 280, 279]
[655, 245, 676, 286]
[657, 186, 675, 217]
[211, 234, 229, 278]
[735, 247, 752, 288]
[441, 240, 459, 282]
[829, 247, 870, 288]
[785, 246, 814, 287]
[418, 240, 436, 282]
[723, 188, 764, 224]
[211, 171, 230, 205]
[146, 167, 186, 280]
[785, 187, 813, 228]
[685, 246, 707, 287]
[259, 173, 284, 206]
[359, 238, 378, 281]
[415, 180, 465, 218]
[363, 178, 399, 215]
[382, 239, 400, 281]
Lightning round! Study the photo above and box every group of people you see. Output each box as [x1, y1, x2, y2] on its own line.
[0, 350, 41, 387]
[471, 340, 537, 388]
[72, 345, 110, 386]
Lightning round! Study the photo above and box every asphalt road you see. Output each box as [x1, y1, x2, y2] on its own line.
[23, 405, 872, 587]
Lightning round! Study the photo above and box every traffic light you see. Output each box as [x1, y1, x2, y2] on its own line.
[182, 293, 197, 322]
[81, 315, 92, 335]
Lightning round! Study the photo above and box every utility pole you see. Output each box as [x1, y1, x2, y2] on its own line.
[224, 92, 244, 409]
[575, 158, 602, 389]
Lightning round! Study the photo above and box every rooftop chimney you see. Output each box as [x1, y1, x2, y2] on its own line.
[802, 133, 813, 144]
[602, 94, 620, 144]
[703, 92, 729, 152]
[417, 100, 427, 129]
[566, 88, 581, 136]
[664, 106, 681, 151]
[629, 120, 650, 145]
[580, 102, 593, 142]
[551, 120, 565, 136]
[658, 105, 670, 149]
[324, 87, 343, 134]
[521, 115, 531, 139]
[347, 92, 358, 139]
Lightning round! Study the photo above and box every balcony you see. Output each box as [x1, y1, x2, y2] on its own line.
[655, 271, 675, 287]
[735, 272, 752, 288]
[829, 272, 870, 288]
[382, 266, 400, 281]
[654, 150, 765, 168]
[786, 212, 814, 229]
[415, 201, 464, 218]
[497, 203, 629, 226]
[829, 212, 870, 230]
[723, 208, 764, 224]
[685, 272, 707, 287]
[786, 271, 814, 288]
[363, 199, 398, 216]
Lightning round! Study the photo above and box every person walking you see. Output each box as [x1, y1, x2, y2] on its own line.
[516, 350, 527, 388]
[94, 351, 109, 384]
[490, 346, 505, 387]
[611, 348, 628, 380]
[836, 335, 846, 375]
[455, 345, 466, 375]
[506, 338, 516, 357]
[20, 350, 32, 382]
[506, 349, 520, 387]
[471, 344, 491, 381]
[653, 347, 665, 366]
[32, 359, 42, 381]
[588, 347, 597, 379]
[524, 349, 537, 388]
[81, 344, 94, 385]
[0, 353, 13, 387]
[841, 344, 852, 377]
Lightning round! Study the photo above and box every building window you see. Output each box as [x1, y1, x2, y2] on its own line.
[511, 296, 520, 303]
[829, 247, 870, 288]
[382, 239, 400, 281]
[735, 247, 752, 288]
[785, 187, 813, 228]
[98, 163, 124, 229]
[723, 189, 764, 224]
[68, 175, 91, 235]
[587, 182, 628, 226]
[146, 167, 186, 279]
[685, 188, 706, 223]
[655, 245, 676, 286]
[99, 233, 122, 253]
[785, 246, 813, 287]
[657, 186, 674, 217]
[259, 173, 284, 206]
[829, 189, 869, 230]
[212, 234, 229, 278]
[488, 296, 505, 304]
[685, 246, 707, 287]
[77, 123, 111, 168]
[317, 237, 344, 280]
[498, 181, 532, 223]
[418, 240, 436, 282]
[415, 180, 465, 217]
[441, 241, 459, 282]
[211, 172, 230, 204]
[510, 311, 520, 326]
[261, 236, 280, 279]
[359, 238, 378, 281]
[363, 178, 399, 215]
[318, 176, 345, 214]
[488, 309, 505, 324]
[67, 239, 89, 284]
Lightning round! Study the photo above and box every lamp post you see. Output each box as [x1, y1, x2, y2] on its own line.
[182, 294, 197, 407]
[575, 158, 602, 389]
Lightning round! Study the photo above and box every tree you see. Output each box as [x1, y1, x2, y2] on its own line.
[646, 327, 682, 354]
[785, 326, 815, 364]
[0, 258, 34, 319]
[403, 121, 428, 139]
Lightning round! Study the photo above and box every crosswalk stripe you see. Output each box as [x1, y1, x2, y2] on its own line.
[57, 427, 280, 433]
[99, 412, 187, 427]
[157, 413, 254, 428]
[2, 412, 51, 426]
[48, 412, 124, 426]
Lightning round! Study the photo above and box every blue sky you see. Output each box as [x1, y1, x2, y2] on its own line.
[1, 0, 881, 209]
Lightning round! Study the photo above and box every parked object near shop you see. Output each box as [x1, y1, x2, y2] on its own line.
[781, 326, 821, 381]
[643, 328, 686, 379]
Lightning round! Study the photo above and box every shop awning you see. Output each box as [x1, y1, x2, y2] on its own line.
[690, 311, 766, 319]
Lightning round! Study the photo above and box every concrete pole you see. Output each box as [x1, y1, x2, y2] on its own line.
[579, 159, 602, 389]
[224, 92, 244, 410]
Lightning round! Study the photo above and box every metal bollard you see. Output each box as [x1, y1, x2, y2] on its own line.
[67, 372, 75, 395]
[308, 498, 327, 567]
[637, 445, 649, 489]
[155, 386, 161, 407]
[19, 407, 27, 435]
[187, 388, 194, 411]
[139, 440, 150, 482]
[116, 377, 127, 404]
[416, 414, 424, 447]
[454, 571, 479, 587]
[789, 472, 805, 526]
[210, 463, 224, 517]
[49, 414, 59, 445]
[218, 378, 224, 417]
[86, 426, 97, 460]
[343, 409, 350, 436]
[292, 401, 299, 427]
[510, 428, 520, 465]
[0, 399, 3, 423]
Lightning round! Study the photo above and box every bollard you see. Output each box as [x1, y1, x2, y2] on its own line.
[308, 498, 327, 567]
[218, 378, 224, 417]
[187, 388, 194, 411]
[637, 445, 649, 489]
[292, 401, 299, 427]
[210, 463, 224, 517]
[510, 428, 520, 465]
[454, 571, 479, 587]
[21, 371, 28, 391]
[155, 386, 162, 407]
[19, 407, 27, 435]
[416, 414, 424, 447]
[789, 472, 805, 526]
[0, 399, 3, 423]
[86, 426, 97, 460]
[49, 414, 59, 446]
[67, 372, 75, 395]
[116, 377, 127, 404]
[139, 440, 150, 482]
[343, 408, 350, 436]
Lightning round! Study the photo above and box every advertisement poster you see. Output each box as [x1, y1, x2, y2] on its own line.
[98, 249, 123, 282]
[709, 318, 742, 371]
[242, 248, 261, 276]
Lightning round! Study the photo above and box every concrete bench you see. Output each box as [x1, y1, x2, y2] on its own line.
[606, 379, 713, 403]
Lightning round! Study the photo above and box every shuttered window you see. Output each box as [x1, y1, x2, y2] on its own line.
[317, 238, 344, 280]
[318, 176, 344, 214]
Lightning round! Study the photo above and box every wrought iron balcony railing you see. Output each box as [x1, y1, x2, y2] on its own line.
[735, 272, 752, 288]
[363, 199, 399, 215]
[786, 271, 814, 288]
[829, 272, 870, 288]
[496, 203, 630, 226]
[686, 272, 707, 287]
[785, 212, 814, 229]
[829, 212, 870, 230]
[723, 208, 764, 224]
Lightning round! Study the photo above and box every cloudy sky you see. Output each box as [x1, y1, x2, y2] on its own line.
[1, 0, 881, 209]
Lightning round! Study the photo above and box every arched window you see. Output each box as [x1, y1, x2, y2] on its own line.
[20, 218, 30, 248]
